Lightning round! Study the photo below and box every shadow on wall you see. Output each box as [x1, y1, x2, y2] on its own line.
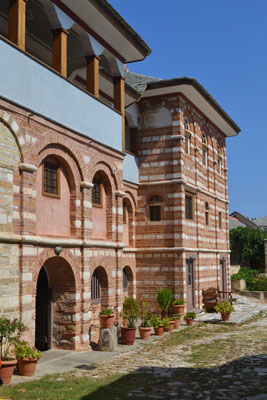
[80, 354, 267, 399]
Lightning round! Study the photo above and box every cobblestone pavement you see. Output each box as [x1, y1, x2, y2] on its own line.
[73, 297, 267, 400]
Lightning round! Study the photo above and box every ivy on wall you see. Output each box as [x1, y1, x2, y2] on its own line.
[230, 227, 267, 271]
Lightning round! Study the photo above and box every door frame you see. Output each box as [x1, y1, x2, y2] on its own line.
[186, 256, 195, 310]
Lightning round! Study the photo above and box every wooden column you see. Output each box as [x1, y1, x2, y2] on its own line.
[52, 28, 69, 77]
[114, 76, 125, 151]
[86, 54, 100, 97]
[9, 0, 28, 51]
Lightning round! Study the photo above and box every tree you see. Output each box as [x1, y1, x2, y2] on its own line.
[230, 227, 267, 271]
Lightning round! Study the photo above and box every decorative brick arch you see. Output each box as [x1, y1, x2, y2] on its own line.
[89, 155, 119, 191]
[35, 146, 81, 192]
[0, 109, 26, 162]
[122, 265, 135, 297]
[125, 191, 137, 211]
[33, 248, 81, 291]
[90, 257, 112, 287]
[27, 132, 85, 180]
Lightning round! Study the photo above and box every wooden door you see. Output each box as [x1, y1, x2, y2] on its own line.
[186, 258, 195, 310]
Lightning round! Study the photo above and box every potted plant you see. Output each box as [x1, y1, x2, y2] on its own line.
[99, 308, 115, 329]
[185, 312, 196, 326]
[138, 302, 152, 340]
[15, 341, 42, 377]
[214, 301, 234, 322]
[120, 297, 139, 345]
[150, 315, 164, 336]
[162, 318, 172, 333]
[0, 317, 26, 384]
[172, 315, 181, 329]
[157, 288, 172, 318]
[172, 299, 185, 315]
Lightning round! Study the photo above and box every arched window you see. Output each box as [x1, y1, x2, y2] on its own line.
[184, 116, 190, 131]
[202, 133, 208, 166]
[205, 202, 209, 226]
[92, 177, 102, 206]
[148, 195, 163, 221]
[91, 270, 101, 303]
[123, 268, 128, 292]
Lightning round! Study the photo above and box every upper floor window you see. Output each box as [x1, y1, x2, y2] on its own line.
[125, 119, 137, 155]
[217, 145, 222, 174]
[43, 161, 60, 198]
[185, 195, 193, 220]
[205, 202, 209, 225]
[148, 195, 162, 221]
[92, 178, 102, 206]
[218, 212, 222, 229]
[184, 116, 190, 131]
[202, 133, 208, 166]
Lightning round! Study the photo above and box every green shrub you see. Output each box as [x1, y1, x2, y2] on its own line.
[249, 277, 267, 291]
[99, 308, 114, 316]
[149, 315, 162, 329]
[231, 267, 259, 283]
[185, 312, 196, 320]
[121, 297, 139, 328]
[157, 288, 172, 312]
[15, 341, 42, 360]
[214, 301, 234, 315]
[161, 318, 170, 328]
[173, 299, 184, 305]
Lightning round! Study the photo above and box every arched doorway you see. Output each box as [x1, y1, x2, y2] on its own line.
[35, 257, 77, 351]
[35, 266, 51, 351]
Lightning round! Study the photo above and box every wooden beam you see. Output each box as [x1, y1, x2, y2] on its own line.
[52, 28, 69, 77]
[86, 54, 100, 97]
[114, 76, 125, 151]
[9, 0, 28, 51]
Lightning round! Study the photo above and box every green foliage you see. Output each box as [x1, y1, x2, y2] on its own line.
[230, 227, 267, 270]
[249, 277, 267, 291]
[231, 266, 259, 282]
[161, 318, 170, 328]
[172, 315, 180, 321]
[214, 301, 234, 315]
[150, 315, 162, 329]
[122, 297, 139, 328]
[157, 288, 172, 312]
[173, 299, 185, 305]
[139, 302, 152, 328]
[0, 317, 26, 360]
[15, 341, 42, 360]
[185, 312, 196, 320]
[99, 308, 114, 316]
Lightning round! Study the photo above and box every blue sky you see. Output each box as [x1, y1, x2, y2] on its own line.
[109, 0, 267, 219]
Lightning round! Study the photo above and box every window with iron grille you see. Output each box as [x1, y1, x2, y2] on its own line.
[43, 162, 60, 198]
[91, 270, 101, 302]
[185, 195, 193, 220]
[123, 269, 128, 292]
[92, 178, 101, 206]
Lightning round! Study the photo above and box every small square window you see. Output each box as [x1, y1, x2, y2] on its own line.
[43, 162, 60, 198]
[149, 205, 161, 221]
[92, 178, 102, 206]
[185, 196, 193, 220]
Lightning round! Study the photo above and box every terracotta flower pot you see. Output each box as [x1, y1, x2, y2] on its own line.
[139, 327, 151, 340]
[173, 304, 184, 315]
[174, 319, 181, 329]
[163, 325, 172, 333]
[221, 312, 231, 322]
[0, 359, 17, 384]
[18, 358, 38, 377]
[185, 318, 194, 326]
[154, 325, 164, 336]
[100, 314, 115, 329]
[169, 321, 175, 332]
[120, 327, 136, 345]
